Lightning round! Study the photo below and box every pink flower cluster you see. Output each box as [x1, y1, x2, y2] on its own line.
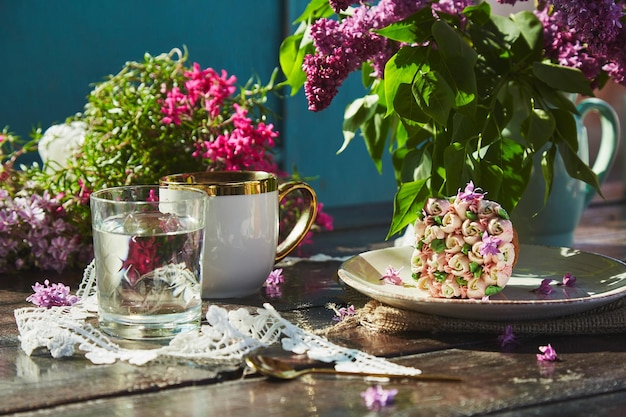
[160, 63, 279, 173]
[409, 182, 516, 299]
[26, 280, 79, 308]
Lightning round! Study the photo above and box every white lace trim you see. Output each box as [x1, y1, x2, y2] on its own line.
[14, 261, 421, 375]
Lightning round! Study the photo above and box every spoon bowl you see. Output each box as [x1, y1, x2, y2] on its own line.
[245, 354, 461, 382]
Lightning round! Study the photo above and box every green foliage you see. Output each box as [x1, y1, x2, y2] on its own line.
[280, 2, 601, 239]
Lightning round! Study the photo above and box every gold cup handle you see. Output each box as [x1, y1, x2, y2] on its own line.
[275, 182, 318, 261]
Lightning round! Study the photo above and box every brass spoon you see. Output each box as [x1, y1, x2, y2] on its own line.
[245, 354, 461, 382]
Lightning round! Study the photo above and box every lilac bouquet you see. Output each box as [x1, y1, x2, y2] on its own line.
[280, 0, 625, 237]
[1, 48, 333, 274]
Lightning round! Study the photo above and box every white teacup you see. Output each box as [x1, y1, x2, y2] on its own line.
[161, 171, 318, 298]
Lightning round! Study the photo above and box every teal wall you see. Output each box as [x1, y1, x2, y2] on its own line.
[0, 0, 397, 208]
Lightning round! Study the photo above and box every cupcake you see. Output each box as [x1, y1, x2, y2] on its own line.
[410, 182, 518, 299]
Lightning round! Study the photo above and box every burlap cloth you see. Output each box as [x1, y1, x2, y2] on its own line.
[326, 296, 626, 336]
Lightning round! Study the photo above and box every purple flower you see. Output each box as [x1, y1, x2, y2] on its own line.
[265, 268, 284, 287]
[498, 324, 518, 349]
[456, 181, 485, 203]
[380, 265, 404, 285]
[26, 280, 79, 308]
[537, 344, 559, 362]
[532, 278, 554, 295]
[560, 272, 576, 287]
[361, 384, 398, 410]
[332, 304, 356, 322]
[479, 232, 502, 256]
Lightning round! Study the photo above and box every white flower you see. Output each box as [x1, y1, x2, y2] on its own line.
[38, 121, 86, 173]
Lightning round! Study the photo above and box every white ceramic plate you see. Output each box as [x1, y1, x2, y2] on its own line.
[338, 245, 626, 321]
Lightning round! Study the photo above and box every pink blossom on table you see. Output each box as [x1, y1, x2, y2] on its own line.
[532, 278, 555, 295]
[265, 268, 285, 287]
[380, 265, 404, 285]
[361, 384, 398, 410]
[26, 280, 79, 308]
[479, 232, 501, 256]
[560, 272, 576, 287]
[537, 344, 559, 362]
[498, 324, 518, 349]
[332, 304, 356, 322]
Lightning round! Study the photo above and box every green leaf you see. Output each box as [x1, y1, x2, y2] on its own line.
[401, 147, 432, 182]
[412, 69, 455, 125]
[557, 141, 602, 194]
[552, 108, 578, 151]
[387, 179, 431, 238]
[279, 30, 314, 94]
[340, 95, 380, 153]
[443, 142, 466, 189]
[532, 62, 594, 96]
[540, 145, 557, 204]
[511, 11, 543, 60]
[384, 46, 427, 116]
[376, 7, 435, 44]
[521, 108, 555, 151]
[393, 83, 430, 123]
[431, 21, 478, 113]
[463, 2, 491, 25]
[361, 109, 392, 173]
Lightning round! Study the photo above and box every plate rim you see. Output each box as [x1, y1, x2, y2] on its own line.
[338, 245, 626, 316]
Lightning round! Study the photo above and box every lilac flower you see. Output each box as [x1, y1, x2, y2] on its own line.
[380, 265, 404, 285]
[532, 278, 554, 295]
[361, 385, 398, 410]
[265, 268, 284, 287]
[537, 344, 559, 362]
[479, 232, 501, 256]
[456, 181, 485, 203]
[498, 324, 518, 349]
[26, 280, 79, 308]
[332, 304, 356, 322]
[560, 272, 576, 287]
[303, 0, 426, 111]
[264, 269, 285, 299]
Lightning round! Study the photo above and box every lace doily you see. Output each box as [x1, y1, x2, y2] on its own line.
[14, 261, 422, 376]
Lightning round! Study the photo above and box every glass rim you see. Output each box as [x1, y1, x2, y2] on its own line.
[160, 171, 278, 196]
[90, 185, 207, 204]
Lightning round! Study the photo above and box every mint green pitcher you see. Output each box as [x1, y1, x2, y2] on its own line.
[511, 97, 620, 247]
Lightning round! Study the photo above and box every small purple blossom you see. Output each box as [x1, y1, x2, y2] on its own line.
[498, 324, 518, 349]
[560, 272, 576, 287]
[26, 280, 79, 308]
[479, 232, 502, 256]
[361, 384, 398, 410]
[532, 278, 555, 295]
[456, 181, 486, 203]
[380, 265, 404, 285]
[265, 268, 285, 287]
[264, 268, 285, 299]
[332, 304, 356, 322]
[537, 344, 559, 362]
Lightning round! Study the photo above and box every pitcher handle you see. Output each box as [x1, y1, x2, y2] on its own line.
[577, 97, 621, 205]
[275, 182, 318, 261]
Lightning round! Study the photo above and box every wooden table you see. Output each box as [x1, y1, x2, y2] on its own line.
[1, 186, 625, 417]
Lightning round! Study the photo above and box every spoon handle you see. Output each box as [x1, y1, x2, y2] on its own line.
[306, 368, 461, 382]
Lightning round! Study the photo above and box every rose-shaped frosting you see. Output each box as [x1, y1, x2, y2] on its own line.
[424, 198, 450, 216]
[408, 181, 517, 299]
